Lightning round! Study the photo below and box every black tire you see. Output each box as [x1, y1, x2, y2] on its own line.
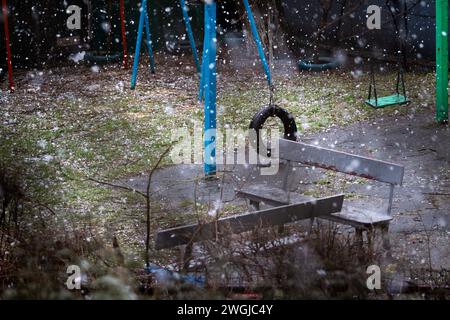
[298, 56, 341, 72]
[249, 105, 298, 156]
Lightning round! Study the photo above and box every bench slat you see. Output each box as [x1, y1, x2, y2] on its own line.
[155, 194, 344, 250]
[237, 184, 313, 206]
[323, 205, 392, 228]
[237, 184, 289, 206]
[279, 139, 404, 185]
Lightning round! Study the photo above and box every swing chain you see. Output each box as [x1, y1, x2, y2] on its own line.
[269, 84, 276, 106]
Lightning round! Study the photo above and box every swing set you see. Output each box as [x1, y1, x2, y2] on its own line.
[1, 0, 129, 94]
[1, 0, 447, 120]
[130, 0, 201, 90]
[130, 0, 277, 177]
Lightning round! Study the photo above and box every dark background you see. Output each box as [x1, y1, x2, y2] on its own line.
[0, 0, 445, 72]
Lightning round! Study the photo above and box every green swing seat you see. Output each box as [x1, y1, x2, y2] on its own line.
[365, 63, 410, 109]
[365, 94, 409, 108]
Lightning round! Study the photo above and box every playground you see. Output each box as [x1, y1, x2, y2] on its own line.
[0, 0, 449, 300]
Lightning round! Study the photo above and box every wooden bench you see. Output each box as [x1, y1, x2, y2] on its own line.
[237, 138, 405, 250]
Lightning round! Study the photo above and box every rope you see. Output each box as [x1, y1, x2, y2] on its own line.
[268, 5, 276, 105]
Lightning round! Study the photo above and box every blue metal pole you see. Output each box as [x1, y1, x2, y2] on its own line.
[180, 0, 201, 73]
[242, 0, 272, 86]
[144, 8, 156, 74]
[203, 1, 217, 177]
[198, 4, 211, 102]
[130, 0, 147, 89]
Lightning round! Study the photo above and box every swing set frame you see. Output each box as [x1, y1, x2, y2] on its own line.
[130, 0, 201, 90]
[199, 0, 274, 176]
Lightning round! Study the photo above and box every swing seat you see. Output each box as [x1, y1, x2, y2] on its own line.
[366, 59, 410, 109]
[365, 94, 409, 108]
[298, 56, 341, 72]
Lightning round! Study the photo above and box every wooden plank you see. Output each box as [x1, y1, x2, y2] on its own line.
[236, 184, 290, 206]
[155, 194, 344, 250]
[279, 139, 404, 185]
[324, 206, 392, 228]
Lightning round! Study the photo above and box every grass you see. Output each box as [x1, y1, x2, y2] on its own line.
[1, 58, 435, 223]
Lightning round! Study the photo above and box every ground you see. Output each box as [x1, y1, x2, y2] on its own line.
[0, 52, 448, 298]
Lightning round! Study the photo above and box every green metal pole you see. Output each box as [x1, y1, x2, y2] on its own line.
[436, 0, 448, 123]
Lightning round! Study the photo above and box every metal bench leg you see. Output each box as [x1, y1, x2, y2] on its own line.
[355, 228, 365, 262]
[367, 228, 374, 256]
[381, 224, 391, 250]
[308, 217, 315, 235]
[181, 243, 193, 272]
[355, 228, 363, 246]
[249, 200, 260, 211]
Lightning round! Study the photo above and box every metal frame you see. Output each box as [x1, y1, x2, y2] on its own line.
[130, 0, 155, 90]
[130, 0, 199, 89]
[180, 0, 200, 73]
[202, 1, 217, 176]
[199, 0, 272, 102]
[436, 0, 449, 123]
[198, 0, 274, 176]
[119, 0, 128, 69]
[2, 0, 14, 93]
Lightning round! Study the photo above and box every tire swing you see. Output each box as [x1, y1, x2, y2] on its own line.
[249, 103, 298, 159]
[241, 0, 298, 161]
[298, 56, 341, 72]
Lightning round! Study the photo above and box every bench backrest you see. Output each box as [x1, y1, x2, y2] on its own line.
[279, 139, 404, 185]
